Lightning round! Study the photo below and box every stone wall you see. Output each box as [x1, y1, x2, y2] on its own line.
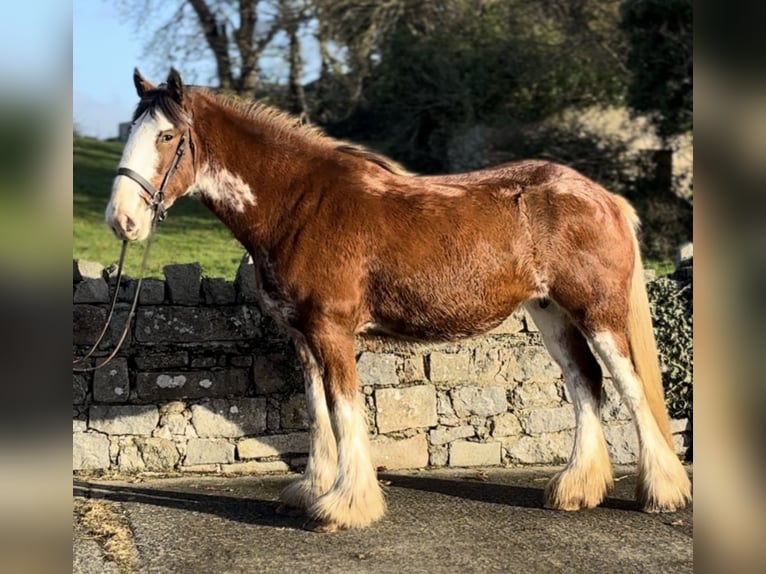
[73, 258, 691, 474]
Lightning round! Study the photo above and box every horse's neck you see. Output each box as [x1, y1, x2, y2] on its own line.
[190, 112, 316, 251]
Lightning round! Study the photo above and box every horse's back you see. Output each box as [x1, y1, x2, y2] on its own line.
[358, 159, 635, 339]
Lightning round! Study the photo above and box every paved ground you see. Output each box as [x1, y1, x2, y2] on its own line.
[73, 465, 692, 573]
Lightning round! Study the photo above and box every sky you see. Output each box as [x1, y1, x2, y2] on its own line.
[72, 0, 318, 140]
[73, 0, 195, 139]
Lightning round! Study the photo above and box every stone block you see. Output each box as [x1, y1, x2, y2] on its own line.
[202, 278, 236, 305]
[401, 356, 426, 382]
[488, 311, 524, 334]
[185, 438, 235, 465]
[253, 355, 289, 394]
[136, 369, 248, 401]
[181, 464, 219, 473]
[508, 346, 561, 383]
[521, 406, 576, 435]
[73, 375, 88, 404]
[135, 307, 259, 343]
[473, 347, 505, 384]
[357, 352, 400, 386]
[134, 351, 189, 370]
[512, 381, 562, 409]
[190, 399, 267, 438]
[230, 356, 252, 367]
[93, 358, 129, 402]
[280, 394, 308, 430]
[506, 433, 573, 464]
[191, 356, 218, 369]
[449, 441, 501, 467]
[234, 254, 258, 303]
[118, 443, 145, 472]
[604, 423, 639, 464]
[73, 259, 104, 282]
[436, 391, 454, 416]
[114, 279, 138, 303]
[430, 445, 449, 466]
[73, 417, 87, 433]
[371, 434, 429, 470]
[670, 418, 690, 434]
[452, 386, 507, 417]
[163, 263, 201, 305]
[73, 278, 109, 303]
[237, 432, 309, 459]
[375, 385, 437, 433]
[89, 405, 159, 435]
[136, 437, 180, 470]
[428, 425, 475, 446]
[73, 433, 110, 470]
[73, 305, 107, 346]
[491, 412, 522, 437]
[221, 460, 290, 474]
[138, 278, 165, 304]
[160, 412, 187, 435]
[427, 351, 472, 382]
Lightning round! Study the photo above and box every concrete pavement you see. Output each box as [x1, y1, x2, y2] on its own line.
[73, 465, 692, 573]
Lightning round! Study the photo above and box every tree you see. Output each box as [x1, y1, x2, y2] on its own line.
[620, 0, 692, 140]
[336, 0, 630, 171]
[123, 0, 285, 96]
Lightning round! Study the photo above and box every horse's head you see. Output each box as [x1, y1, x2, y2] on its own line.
[105, 68, 195, 241]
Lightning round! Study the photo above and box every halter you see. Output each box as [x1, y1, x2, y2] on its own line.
[73, 130, 195, 373]
[115, 130, 191, 222]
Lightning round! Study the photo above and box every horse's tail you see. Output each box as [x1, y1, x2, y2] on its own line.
[614, 195, 674, 447]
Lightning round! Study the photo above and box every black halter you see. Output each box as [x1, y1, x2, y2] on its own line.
[115, 131, 191, 223]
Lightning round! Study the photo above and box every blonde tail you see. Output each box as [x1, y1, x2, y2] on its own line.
[614, 196, 674, 447]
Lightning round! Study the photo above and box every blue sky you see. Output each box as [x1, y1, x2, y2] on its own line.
[73, 0, 186, 139]
[73, 0, 319, 140]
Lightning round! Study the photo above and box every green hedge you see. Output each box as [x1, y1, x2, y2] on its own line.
[647, 273, 693, 421]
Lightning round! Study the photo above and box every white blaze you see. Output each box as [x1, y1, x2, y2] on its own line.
[105, 109, 174, 240]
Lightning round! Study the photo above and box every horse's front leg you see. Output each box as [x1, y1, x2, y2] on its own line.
[304, 323, 386, 531]
[278, 335, 337, 515]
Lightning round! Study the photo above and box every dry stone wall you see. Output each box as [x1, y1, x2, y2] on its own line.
[73, 258, 691, 474]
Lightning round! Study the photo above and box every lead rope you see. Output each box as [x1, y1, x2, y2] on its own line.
[73, 130, 192, 373]
[72, 210, 161, 373]
[71, 240, 128, 368]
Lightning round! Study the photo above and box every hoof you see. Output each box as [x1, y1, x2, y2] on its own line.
[637, 456, 692, 513]
[306, 519, 343, 533]
[543, 466, 612, 511]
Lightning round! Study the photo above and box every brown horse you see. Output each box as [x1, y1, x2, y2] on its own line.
[105, 68, 691, 531]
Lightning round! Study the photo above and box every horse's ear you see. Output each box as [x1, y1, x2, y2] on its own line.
[133, 68, 154, 98]
[166, 67, 185, 105]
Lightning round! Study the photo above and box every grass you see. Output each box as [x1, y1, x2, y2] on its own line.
[73, 137, 246, 280]
[74, 498, 139, 573]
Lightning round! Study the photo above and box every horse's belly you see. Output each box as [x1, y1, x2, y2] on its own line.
[366, 291, 519, 342]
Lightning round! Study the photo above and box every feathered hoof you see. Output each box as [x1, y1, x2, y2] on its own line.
[308, 480, 386, 531]
[544, 465, 613, 511]
[279, 478, 327, 514]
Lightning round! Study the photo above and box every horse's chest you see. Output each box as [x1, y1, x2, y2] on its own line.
[253, 259, 296, 325]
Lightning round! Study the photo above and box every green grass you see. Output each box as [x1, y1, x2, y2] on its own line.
[73, 137, 245, 279]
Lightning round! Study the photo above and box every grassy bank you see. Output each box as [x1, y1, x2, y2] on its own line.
[73, 137, 245, 279]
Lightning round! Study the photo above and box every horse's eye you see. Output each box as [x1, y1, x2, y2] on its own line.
[161, 133, 174, 143]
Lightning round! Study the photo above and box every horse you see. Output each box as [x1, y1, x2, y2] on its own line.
[105, 68, 691, 532]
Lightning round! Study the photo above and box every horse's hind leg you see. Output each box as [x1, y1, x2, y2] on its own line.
[278, 336, 337, 515]
[587, 328, 691, 512]
[524, 300, 613, 510]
